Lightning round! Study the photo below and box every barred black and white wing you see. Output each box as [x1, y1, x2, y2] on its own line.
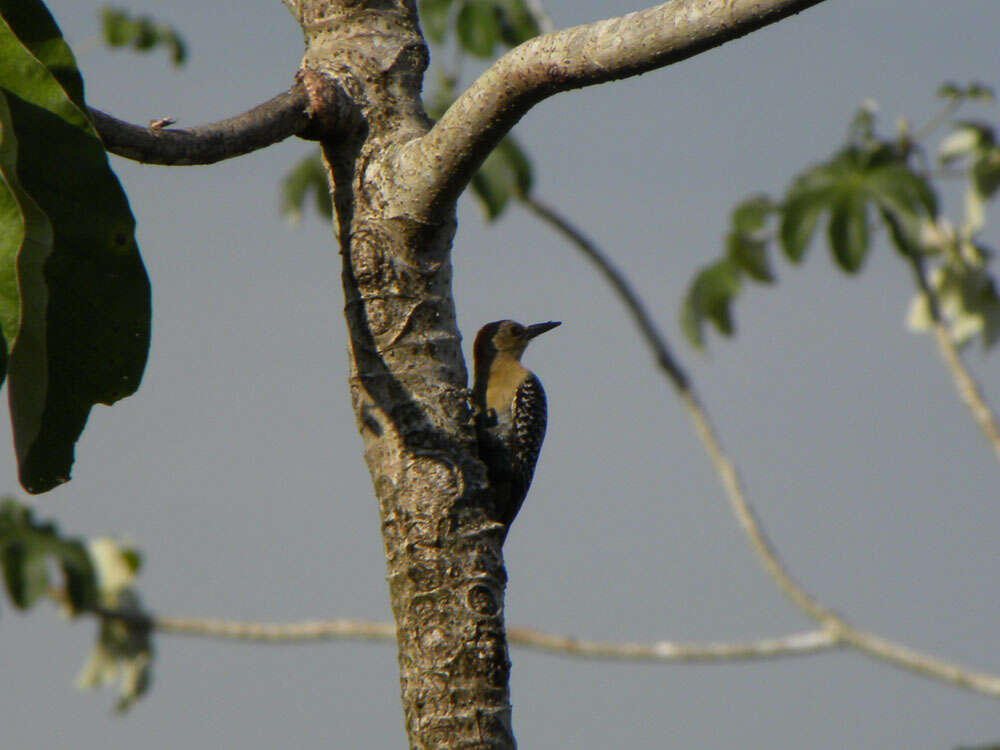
[506, 373, 548, 525]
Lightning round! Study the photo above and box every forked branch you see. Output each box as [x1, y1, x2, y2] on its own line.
[394, 0, 829, 217]
[524, 194, 1000, 699]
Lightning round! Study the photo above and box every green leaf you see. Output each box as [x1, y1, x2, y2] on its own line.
[726, 232, 773, 283]
[780, 188, 828, 263]
[0, 540, 49, 608]
[418, 0, 453, 44]
[100, 7, 187, 66]
[470, 160, 509, 219]
[456, 0, 501, 58]
[496, 0, 540, 46]
[867, 163, 938, 216]
[470, 136, 533, 220]
[848, 103, 878, 145]
[59, 543, 98, 611]
[0, 497, 97, 612]
[680, 259, 741, 349]
[937, 82, 995, 103]
[937, 82, 962, 100]
[0, 93, 54, 397]
[279, 151, 332, 224]
[827, 192, 869, 272]
[727, 195, 776, 282]
[0, 1, 151, 493]
[866, 164, 938, 257]
[967, 82, 995, 102]
[972, 146, 1000, 200]
[730, 194, 776, 236]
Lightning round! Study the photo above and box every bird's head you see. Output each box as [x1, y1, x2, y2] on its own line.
[474, 320, 561, 362]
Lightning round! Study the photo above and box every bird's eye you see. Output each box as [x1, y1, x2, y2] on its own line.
[509, 323, 524, 337]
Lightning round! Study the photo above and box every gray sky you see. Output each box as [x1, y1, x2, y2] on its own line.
[4, 1, 1000, 747]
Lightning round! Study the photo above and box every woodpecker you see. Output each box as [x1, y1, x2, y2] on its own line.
[473, 319, 560, 537]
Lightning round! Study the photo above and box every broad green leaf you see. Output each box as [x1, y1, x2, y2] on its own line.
[828, 192, 869, 272]
[680, 259, 741, 349]
[418, 0, 453, 44]
[0, 93, 52, 423]
[867, 164, 938, 257]
[866, 163, 937, 216]
[279, 151, 332, 224]
[100, 7, 187, 66]
[456, 0, 500, 58]
[0, 1, 151, 493]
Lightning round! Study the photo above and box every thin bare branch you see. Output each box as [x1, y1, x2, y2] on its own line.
[930, 322, 1000, 462]
[523, 196, 689, 389]
[89, 84, 314, 165]
[524, 194, 1000, 698]
[155, 616, 396, 642]
[91, 604, 840, 661]
[394, 0, 829, 218]
[507, 625, 837, 662]
[908, 256, 1000, 465]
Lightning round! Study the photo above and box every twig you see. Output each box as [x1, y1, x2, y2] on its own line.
[507, 625, 836, 662]
[155, 616, 395, 642]
[89, 604, 839, 662]
[89, 84, 313, 165]
[908, 255, 1000, 465]
[522, 193, 1000, 698]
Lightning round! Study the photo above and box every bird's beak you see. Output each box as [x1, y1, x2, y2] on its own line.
[525, 321, 561, 340]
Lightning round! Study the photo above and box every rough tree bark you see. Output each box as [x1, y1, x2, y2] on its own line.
[295, 4, 515, 746]
[282, 1, 827, 747]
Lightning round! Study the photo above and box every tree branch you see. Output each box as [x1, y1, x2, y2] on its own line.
[907, 255, 1000, 466]
[89, 84, 315, 165]
[523, 194, 1000, 699]
[393, 0, 828, 218]
[86, 603, 839, 662]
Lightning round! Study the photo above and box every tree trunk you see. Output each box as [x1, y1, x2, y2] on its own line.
[297, 2, 515, 747]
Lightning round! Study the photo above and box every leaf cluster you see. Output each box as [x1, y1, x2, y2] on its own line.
[419, 0, 539, 58]
[0, 496, 96, 612]
[100, 6, 187, 67]
[0, 495, 151, 712]
[682, 86, 1000, 350]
